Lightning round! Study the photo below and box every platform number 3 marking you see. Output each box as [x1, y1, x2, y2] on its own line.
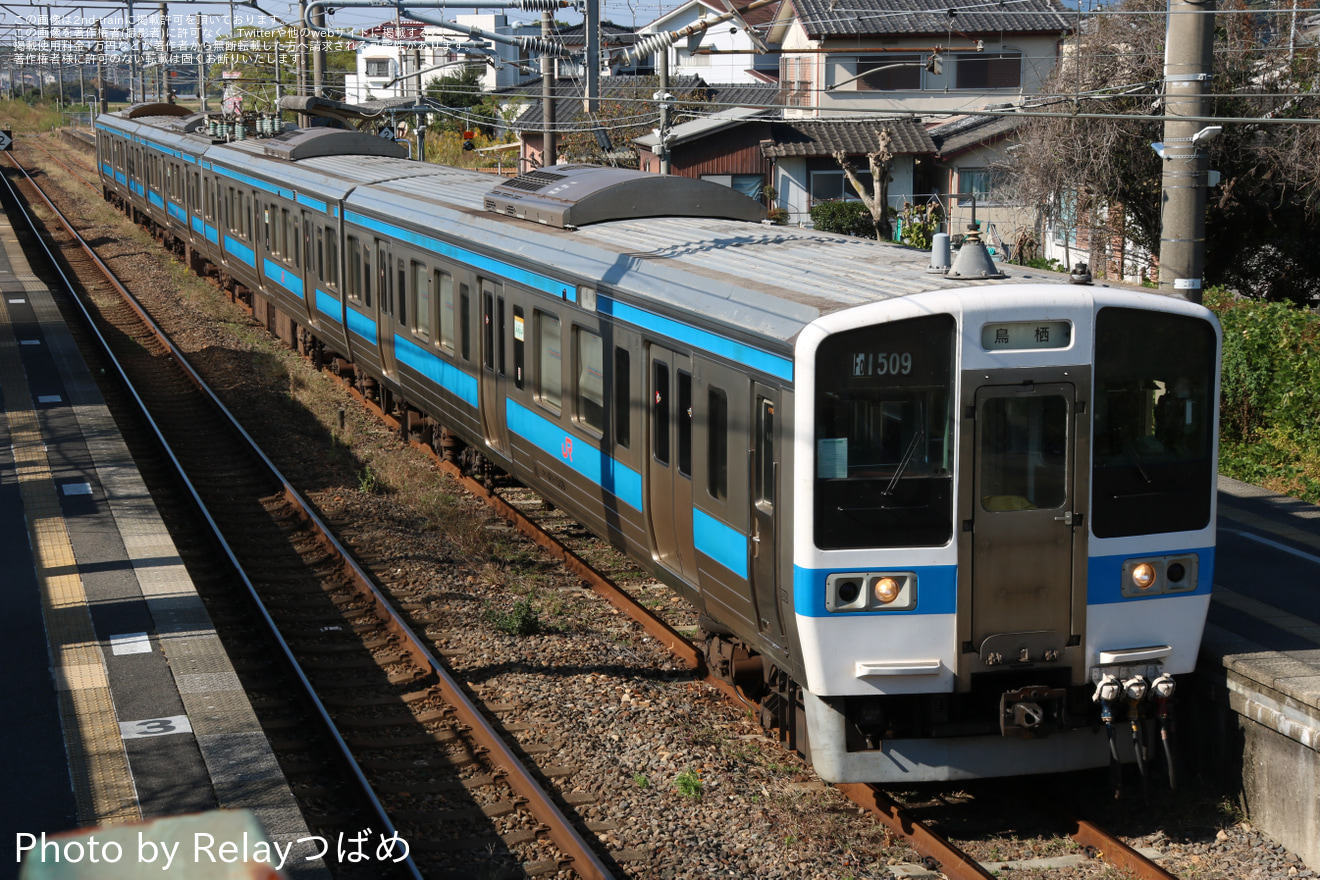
[119, 715, 193, 740]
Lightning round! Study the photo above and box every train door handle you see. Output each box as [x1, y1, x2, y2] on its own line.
[1054, 511, 1074, 525]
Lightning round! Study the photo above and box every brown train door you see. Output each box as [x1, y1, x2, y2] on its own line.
[646, 344, 697, 581]
[479, 279, 508, 455]
[971, 383, 1077, 658]
[750, 386, 783, 639]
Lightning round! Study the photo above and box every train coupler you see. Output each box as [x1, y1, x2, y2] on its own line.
[999, 686, 1069, 737]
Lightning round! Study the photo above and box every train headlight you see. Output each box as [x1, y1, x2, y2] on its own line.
[1131, 563, 1157, 591]
[824, 572, 917, 612]
[873, 577, 901, 605]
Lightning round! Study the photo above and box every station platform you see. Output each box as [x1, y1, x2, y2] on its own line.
[1195, 478, 1320, 871]
[0, 205, 321, 879]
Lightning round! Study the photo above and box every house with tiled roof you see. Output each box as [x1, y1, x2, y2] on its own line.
[636, 0, 783, 84]
[766, 0, 1073, 116]
[636, 114, 938, 225]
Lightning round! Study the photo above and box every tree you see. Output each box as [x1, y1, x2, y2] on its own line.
[1005, 0, 1320, 303]
[831, 127, 895, 240]
[556, 77, 710, 169]
[212, 25, 355, 110]
[424, 64, 498, 134]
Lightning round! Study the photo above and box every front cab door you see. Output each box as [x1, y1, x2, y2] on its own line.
[970, 382, 1079, 667]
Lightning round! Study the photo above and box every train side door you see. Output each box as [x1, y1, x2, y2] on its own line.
[646, 345, 697, 580]
[479, 279, 509, 455]
[750, 385, 783, 638]
[375, 238, 398, 376]
[970, 382, 1077, 660]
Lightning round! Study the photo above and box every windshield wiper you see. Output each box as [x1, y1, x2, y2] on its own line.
[883, 422, 926, 496]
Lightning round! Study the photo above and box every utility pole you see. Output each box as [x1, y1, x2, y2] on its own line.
[657, 47, 669, 174]
[126, 1, 137, 103]
[310, 3, 325, 96]
[160, 2, 170, 102]
[297, 0, 308, 100]
[1157, 0, 1216, 303]
[195, 13, 206, 111]
[583, 0, 598, 114]
[95, 18, 106, 114]
[541, 10, 555, 166]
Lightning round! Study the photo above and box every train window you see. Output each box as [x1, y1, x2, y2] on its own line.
[397, 260, 406, 322]
[979, 395, 1069, 511]
[513, 306, 526, 390]
[575, 328, 604, 434]
[813, 313, 955, 549]
[411, 261, 429, 338]
[326, 232, 339, 289]
[266, 207, 275, 254]
[346, 236, 361, 300]
[363, 248, 373, 308]
[652, 362, 670, 465]
[482, 290, 494, 370]
[244, 194, 253, 240]
[708, 387, 728, 501]
[678, 372, 693, 477]
[316, 229, 324, 278]
[459, 285, 471, 361]
[438, 271, 455, 351]
[615, 348, 631, 449]
[1092, 308, 1217, 538]
[497, 296, 507, 375]
[755, 397, 774, 507]
[536, 311, 561, 410]
[285, 211, 297, 262]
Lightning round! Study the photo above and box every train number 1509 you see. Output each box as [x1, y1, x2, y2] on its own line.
[853, 352, 913, 377]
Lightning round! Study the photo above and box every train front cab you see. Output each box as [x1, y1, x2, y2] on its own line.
[792, 286, 1221, 783]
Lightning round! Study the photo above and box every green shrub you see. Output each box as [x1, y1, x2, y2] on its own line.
[1205, 289, 1320, 502]
[484, 598, 541, 636]
[809, 200, 877, 239]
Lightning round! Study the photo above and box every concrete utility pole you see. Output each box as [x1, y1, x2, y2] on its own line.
[95, 19, 106, 114]
[195, 14, 206, 111]
[657, 47, 670, 174]
[160, 2, 170, 102]
[310, 3, 325, 96]
[541, 10, 556, 166]
[1157, 0, 1217, 303]
[583, 0, 598, 114]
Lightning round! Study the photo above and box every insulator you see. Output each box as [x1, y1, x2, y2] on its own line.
[514, 0, 563, 10]
[623, 31, 677, 65]
[514, 35, 571, 57]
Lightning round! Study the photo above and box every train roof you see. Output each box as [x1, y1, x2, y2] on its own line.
[101, 114, 1164, 350]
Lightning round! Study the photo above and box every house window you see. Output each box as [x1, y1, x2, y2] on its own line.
[779, 56, 813, 107]
[955, 52, 1021, 90]
[365, 58, 390, 78]
[855, 55, 922, 90]
[810, 169, 873, 203]
[959, 167, 1009, 206]
[701, 174, 764, 200]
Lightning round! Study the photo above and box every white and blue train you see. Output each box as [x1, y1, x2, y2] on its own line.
[96, 103, 1221, 783]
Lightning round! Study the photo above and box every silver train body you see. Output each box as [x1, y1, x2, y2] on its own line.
[96, 105, 1221, 783]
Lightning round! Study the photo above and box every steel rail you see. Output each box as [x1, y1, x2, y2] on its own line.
[0, 149, 426, 880]
[6, 150, 615, 880]
[1070, 816, 1180, 879]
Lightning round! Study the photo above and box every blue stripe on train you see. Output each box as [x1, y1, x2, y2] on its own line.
[505, 399, 642, 511]
[394, 336, 479, 407]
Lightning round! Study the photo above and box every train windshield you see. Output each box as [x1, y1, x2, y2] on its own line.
[1092, 307, 1217, 537]
[814, 314, 956, 549]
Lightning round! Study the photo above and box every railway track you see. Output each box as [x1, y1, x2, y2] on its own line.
[16, 131, 1187, 879]
[3, 141, 612, 880]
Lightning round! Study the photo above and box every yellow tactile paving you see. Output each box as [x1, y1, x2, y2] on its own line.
[0, 220, 140, 826]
